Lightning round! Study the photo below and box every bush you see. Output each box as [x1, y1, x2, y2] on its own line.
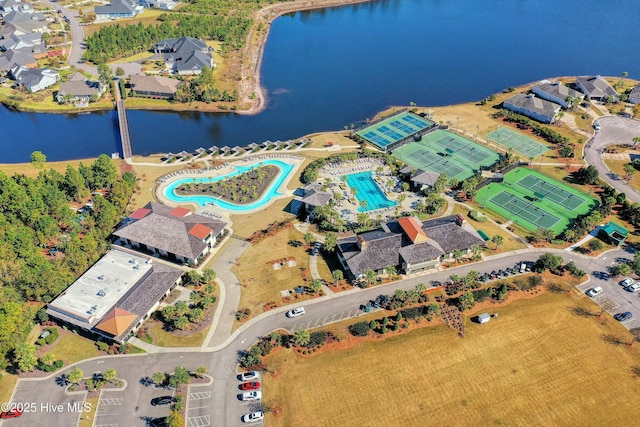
[309, 331, 326, 347]
[381, 326, 387, 334]
[349, 322, 371, 337]
[468, 210, 487, 222]
[44, 328, 59, 345]
[400, 307, 422, 320]
[96, 341, 109, 352]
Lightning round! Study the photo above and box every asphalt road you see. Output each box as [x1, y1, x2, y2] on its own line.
[583, 116, 640, 203]
[7, 247, 636, 427]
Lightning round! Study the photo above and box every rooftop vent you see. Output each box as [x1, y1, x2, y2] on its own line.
[97, 275, 105, 280]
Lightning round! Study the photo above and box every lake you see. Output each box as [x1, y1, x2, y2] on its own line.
[1, 0, 638, 163]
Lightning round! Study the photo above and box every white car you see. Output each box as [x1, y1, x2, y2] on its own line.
[241, 411, 264, 423]
[593, 122, 601, 131]
[286, 307, 306, 318]
[239, 371, 260, 381]
[586, 286, 603, 297]
[619, 277, 634, 287]
[625, 283, 640, 292]
[241, 391, 262, 401]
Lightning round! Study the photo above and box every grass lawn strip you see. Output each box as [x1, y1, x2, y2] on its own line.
[50, 333, 101, 365]
[149, 323, 209, 347]
[263, 289, 640, 427]
[450, 204, 527, 253]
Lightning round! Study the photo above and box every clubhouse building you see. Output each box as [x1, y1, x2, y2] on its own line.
[113, 202, 227, 266]
[337, 214, 485, 280]
[47, 249, 183, 343]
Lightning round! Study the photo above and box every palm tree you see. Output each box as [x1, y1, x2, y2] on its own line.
[397, 193, 407, 205]
[357, 212, 371, 228]
[331, 269, 343, 286]
[309, 279, 323, 293]
[492, 235, 504, 251]
[359, 199, 368, 211]
[294, 329, 311, 347]
[384, 265, 397, 279]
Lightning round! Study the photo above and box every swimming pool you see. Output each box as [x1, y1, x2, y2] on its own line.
[163, 159, 295, 212]
[345, 171, 397, 212]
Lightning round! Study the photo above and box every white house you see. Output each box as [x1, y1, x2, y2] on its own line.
[503, 93, 561, 124]
[575, 75, 618, 101]
[11, 65, 59, 92]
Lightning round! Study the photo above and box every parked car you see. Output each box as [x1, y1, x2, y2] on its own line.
[1, 409, 22, 419]
[241, 391, 262, 401]
[372, 295, 389, 308]
[619, 277, 634, 287]
[614, 311, 633, 322]
[594, 122, 601, 130]
[241, 411, 264, 423]
[286, 307, 306, 318]
[625, 283, 640, 292]
[240, 381, 260, 391]
[151, 396, 175, 406]
[239, 371, 260, 381]
[586, 286, 603, 297]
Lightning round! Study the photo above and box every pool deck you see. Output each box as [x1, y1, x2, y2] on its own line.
[154, 154, 305, 223]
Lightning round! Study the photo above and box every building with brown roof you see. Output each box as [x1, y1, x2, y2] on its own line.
[113, 202, 227, 266]
[337, 214, 485, 279]
[129, 74, 182, 99]
[46, 249, 183, 343]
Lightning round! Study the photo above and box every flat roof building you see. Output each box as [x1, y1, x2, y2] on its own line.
[47, 248, 183, 343]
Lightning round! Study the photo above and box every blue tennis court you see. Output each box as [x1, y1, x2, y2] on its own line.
[355, 111, 434, 150]
[346, 171, 397, 212]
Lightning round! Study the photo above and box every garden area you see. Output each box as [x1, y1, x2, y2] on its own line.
[175, 165, 279, 204]
[258, 272, 640, 426]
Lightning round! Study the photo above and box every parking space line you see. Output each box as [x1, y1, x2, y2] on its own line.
[189, 391, 211, 400]
[99, 398, 123, 405]
[188, 415, 211, 427]
[188, 404, 210, 410]
[95, 424, 118, 427]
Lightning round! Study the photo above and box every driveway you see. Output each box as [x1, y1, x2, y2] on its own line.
[583, 116, 640, 203]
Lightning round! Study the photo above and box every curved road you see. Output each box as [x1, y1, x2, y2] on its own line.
[584, 115, 640, 203]
[8, 247, 636, 427]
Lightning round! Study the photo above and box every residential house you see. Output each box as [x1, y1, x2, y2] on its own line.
[532, 81, 584, 109]
[629, 86, 640, 104]
[129, 74, 182, 99]
[0, 0, 33, 17]
[0, 48, 36, 73]
[575, 75, 618, 101]
[0, 32, 42, 51]
[3, 10, 46, 25]
[11, 64, 59, 92]
[337, 215, 485, 279]
[57, 72, 105, 106]
[503, 93, 561, 124]
[94, 0, 143, 20]
[46, 249, 183, 343]
[153, 36, 214, 75]
[112, 202, 228, 266]
[137, 0, 178, 10]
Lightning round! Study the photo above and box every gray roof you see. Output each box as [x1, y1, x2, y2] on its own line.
[58, 77, 101, 97]
[337, 215, 485, 276]
[301, 183, 332, 208]
[575, 75, 618, 99]
[410, 170, 440, 186]
[533, 81, 583, 101]
[113, 202, 227, 260]
[175, 50, 211, 72]
[154, 36, 208, 53]
[129, 74, 182, 95]
[629, 86, 640, 99]
[0, 49, 34, 70]
[95, 0, 138, 15]
[503, 93, 561, 117]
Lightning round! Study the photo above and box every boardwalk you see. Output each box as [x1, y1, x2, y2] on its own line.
[114, 80, 133, 159]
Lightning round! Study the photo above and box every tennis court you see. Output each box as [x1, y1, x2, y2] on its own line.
[355, 111, 434, 151]
[475, 167, 597, 234]
[394, 130, 500, 181]
[486, 127, 549, 159]
[515, 174, 586, 211]
[490, 191, 560, 230]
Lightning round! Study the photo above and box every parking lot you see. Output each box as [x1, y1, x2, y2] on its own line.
[186, 386, 213, 427]
[579, 277, 640, 329]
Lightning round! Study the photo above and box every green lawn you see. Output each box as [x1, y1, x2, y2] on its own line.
[51, 333, 101, 365]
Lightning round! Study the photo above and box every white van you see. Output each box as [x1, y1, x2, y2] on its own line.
[586, 286, 603, 297]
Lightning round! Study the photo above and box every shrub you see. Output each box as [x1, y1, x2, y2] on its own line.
[349, 322, 371, 337]
[96, 341, 109, 352]
[401, 307, 422, 320]
[369, 320, 377, 331]
[395, 312, 403, 322]
[381, 326, 387, 334]
[309, 331, 326, 348]
[468, 210, 487, 222]
[393, 322, 399, 331]
[382, 317, 389, 326]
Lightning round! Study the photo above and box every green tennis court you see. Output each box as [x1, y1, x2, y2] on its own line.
[394, 130, 500, 181]
[475, 167, 597, 234]
[355, 111, 434, 150]
[486, 127, 549, 158]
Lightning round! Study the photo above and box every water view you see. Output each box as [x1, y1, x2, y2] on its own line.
[1, 0, 639, 163]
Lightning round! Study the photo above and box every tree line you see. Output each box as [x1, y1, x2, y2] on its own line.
[0, 154, 136, 370]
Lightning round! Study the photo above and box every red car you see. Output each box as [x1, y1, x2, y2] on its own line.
[1, 409, 22, 419]
[240, 381, 260, 391]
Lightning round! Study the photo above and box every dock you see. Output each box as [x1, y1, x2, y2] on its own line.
[114, 79, 132, 159]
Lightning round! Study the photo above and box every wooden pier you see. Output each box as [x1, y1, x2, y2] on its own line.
[114, 80, 132, 159]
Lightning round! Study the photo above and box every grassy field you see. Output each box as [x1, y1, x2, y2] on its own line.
[149, 323, 209, 347]
[0, 158, 121, 178]
[79, 397, 99, 427]
[52, 333, 101, 365]
[604, 158, 640, 192]
[0, 373, 19, 405]
[263, 288, 640, 427]
[232, 227, 323, 317]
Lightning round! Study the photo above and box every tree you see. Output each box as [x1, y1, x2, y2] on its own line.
[152, 372, 166, 386]
[575, 165, 599, 185]
[309, 279, 323, 293]
[303, 231, 315, 246]
[331, 269, 343, 286]
[169, 366, 190, 389]
[293, 329, 310, 347]
[115, 66, 125, 77]
[174, 316, 189, 330]
[534, 253, 563, 272]
[91, 154, 118, 189]
[15, 342, 37, 372]
[587, 239, 604, 252]
[202, 268, 216, 284]
[97, 63, 113, 86]
[103, 368, 117, 382]
[68, 367, 84, 384]
[491, 235, 504, 250]
[384, 265, 397, 278]
[40, 352, 56, 367]
[30, 151, 47, 169]
[323, 232, 337, 252]
[624, 163, 636, 181]
[167, 410, 184, 427]
[612, 262, 631, 278]
[196, 366, 207, 378]
[458, 292, 475, 311]
[364, 269, 377, 286]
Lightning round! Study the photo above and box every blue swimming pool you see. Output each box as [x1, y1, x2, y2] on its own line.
[345, 171, 397, 212]
[163, 159, 295, 212]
